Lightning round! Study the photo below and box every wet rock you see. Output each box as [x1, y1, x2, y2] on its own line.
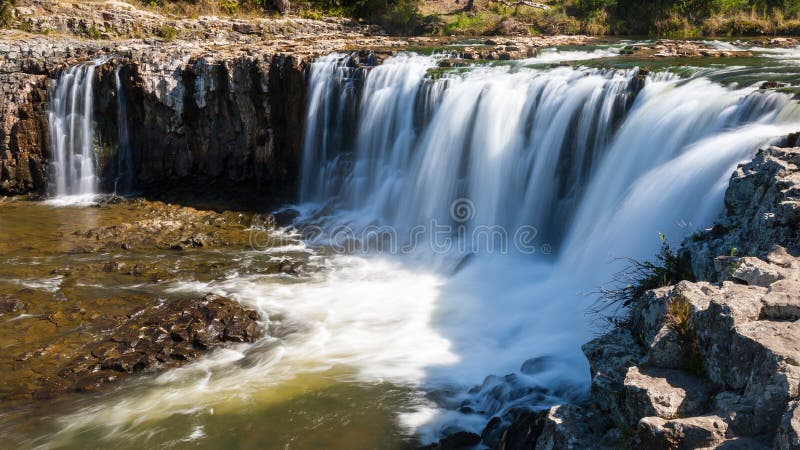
[51, 293, 262, 396]
[0, 297, 27, 313]
[761, 81, 788, 90]
[102, 260, 126, 272]
[631, 40, 752, 59]
[582, 328, 644, 427]
[422, 431, 481, 450]
[493, 408, 548, 450]
[535, 404, 613, 450]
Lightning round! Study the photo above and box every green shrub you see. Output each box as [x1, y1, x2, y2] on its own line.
[158, 24, 178, 41]
[0, 0, 15, 29]
[219, 0, 239, 14]
[594, 234, 695, 313]
[442, 11, 504, 35]
[667, 294, 705, 376]
[85, 24, 103, 39]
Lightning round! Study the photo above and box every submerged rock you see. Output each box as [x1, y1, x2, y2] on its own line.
[39, 293, 262, 397]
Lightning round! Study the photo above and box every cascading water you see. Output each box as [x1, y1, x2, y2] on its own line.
[296, 54, 800, 437]
[113, 66, 135, 196]
[25, 51, 800, 447]
[47, 60, 104, 203]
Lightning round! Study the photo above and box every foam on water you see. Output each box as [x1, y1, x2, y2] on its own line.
[41, 254, 454, 446]
[522, 45, 623, 64]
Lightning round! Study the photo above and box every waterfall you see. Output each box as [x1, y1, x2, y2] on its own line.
[47, 60, 103, 202]
[301, 56, 800, 256]
[113, 66, 134, 195]
[28, 52, 800, 446]
[298, 54, 800, 436]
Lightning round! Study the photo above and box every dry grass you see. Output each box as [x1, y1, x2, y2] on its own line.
[703, 9, 800, 35]
[133, 0, 272, 19]
[433, 0, 584, 36]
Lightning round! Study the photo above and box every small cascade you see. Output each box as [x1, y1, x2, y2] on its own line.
[299, 53, 364, 202]
[113, 66, 134, 195]
[47, 60, 104, 202]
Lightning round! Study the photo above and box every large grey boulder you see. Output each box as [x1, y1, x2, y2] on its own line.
[776, 400, 800, 450]
[582, 328, 644, 427]
[635, 415, 728, 450]
[623, 366, 712, 421]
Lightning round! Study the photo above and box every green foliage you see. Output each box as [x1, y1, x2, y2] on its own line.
[442, 11, 503, 35]
[301, 0, 421, 32]
[219, 0, 239, 14]
[594, 234, 695, 312]
[570, 0, 800, 34]
[85, 24, 103, 39]
[158, 24, 178, 41]
[667, 294, 705, 376]
[0, 0, 15, 29]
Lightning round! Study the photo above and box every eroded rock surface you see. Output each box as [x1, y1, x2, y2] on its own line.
[685, 146, 800, 280]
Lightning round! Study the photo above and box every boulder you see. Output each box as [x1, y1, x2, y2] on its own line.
[582, 328, 643, 427]
[43, 293, 262, 397]
[623, 367, 712, 421]
[762, 279, 800, 321]
[493, 409, 548, 450]
[635, 415, 728, 450]
[730, 256, 793, 287]
[776, 401, 800, 450]
[534, 404, 613, 450]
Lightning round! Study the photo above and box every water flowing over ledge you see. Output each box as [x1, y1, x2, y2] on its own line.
[296, 53, 800, 437]
[46, 59, 105, 205]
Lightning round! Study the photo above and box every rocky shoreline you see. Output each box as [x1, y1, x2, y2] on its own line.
[0, 197, 312, 406]
[424, 146, 800, 449]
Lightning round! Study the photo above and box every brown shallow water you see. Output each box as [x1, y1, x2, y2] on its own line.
[0, 198, 421, 449]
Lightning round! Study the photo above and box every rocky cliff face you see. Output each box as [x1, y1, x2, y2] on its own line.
[95, 48, 308, 198]
[0, 35, 313, 198]
[0, 0, 595, 199]
[0, 37, 106, 195]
